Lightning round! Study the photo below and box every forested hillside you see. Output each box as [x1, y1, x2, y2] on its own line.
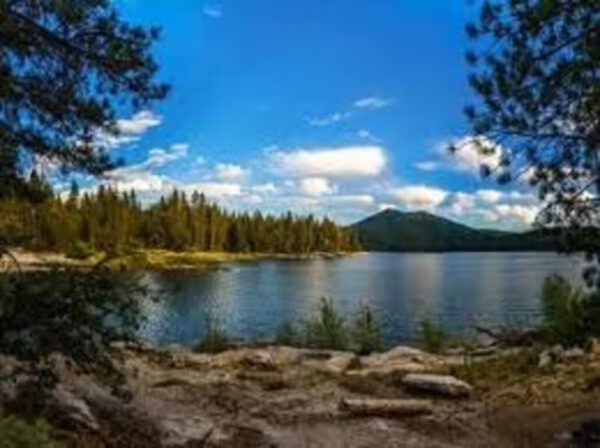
[0, 176, 359, 254]
[351, 209, 558, 252]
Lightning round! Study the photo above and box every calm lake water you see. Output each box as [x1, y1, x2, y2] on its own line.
[139, 252, 585, 347]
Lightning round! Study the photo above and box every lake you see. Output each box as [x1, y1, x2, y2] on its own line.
[139, 252, 585, 347]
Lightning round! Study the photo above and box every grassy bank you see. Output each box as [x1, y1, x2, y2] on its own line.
[6, 248, 348, 271]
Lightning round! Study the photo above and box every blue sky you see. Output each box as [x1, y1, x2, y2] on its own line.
[67, 0, 540, 229]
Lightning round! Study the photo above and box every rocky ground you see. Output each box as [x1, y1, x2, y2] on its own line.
[2, 342, 600, 447]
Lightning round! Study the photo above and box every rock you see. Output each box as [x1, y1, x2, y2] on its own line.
[475, 332, 498, 349]
[238, 351, 276, 371]
[538, 350, 553, 368]
[550, 344, 565, 358]
[339, 398, 433, 417]
[591, 339, 600, 357]
[561, 347, 585, 361]
[50, 385, 99, 432]
[160, 415, 215, 447]
[402, 374, 473, 398]
[324, 353, 361, 373]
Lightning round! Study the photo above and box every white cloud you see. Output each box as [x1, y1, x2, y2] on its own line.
[417, 135, 503, 175]
[215, 163, 248, 181]
[378, 203, 397, 211]
[489, 204, 540, 224]
[182, 182, 241, 198]
[393, 185, 448, 210]
[475, 189, 503, 204]
[447, 136, 503, 173]
[203, 5, 222, 18]
[94, 110, 162, 149]
[117, 110, 162, 135]
[271, 146, 386, 179]
[448, 192, 476, 214]
[251, 183, 278, 194]
[307, 112, 351, 127]
[356, 129, 381, 142]
[107, 143, 188, 182]
[353, 97, 393, 110]
[298, 177, 334, 196]
[328, 195, 375, 207]
[415, 161, 441, 172]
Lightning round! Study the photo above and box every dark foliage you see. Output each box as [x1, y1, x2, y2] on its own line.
[0, 0, 168, 196]
[0, 184, 360, 254]
[0, 267, 147, 394]
[464, 0, 599, 281]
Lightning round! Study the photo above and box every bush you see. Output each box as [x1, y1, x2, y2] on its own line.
[540, 275, 588, 346]
[275, 321, 300, 346]
[0, 268, 148, 395]
[419, 318, 446, 353]
[0, 415, 63, 448]
[304, 297, 348, 350]
[351, 303, 383, 355]
[195, 311, 231, 354]
[65, 241, 94, 260]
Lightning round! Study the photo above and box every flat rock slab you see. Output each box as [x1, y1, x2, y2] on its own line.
[402, 374, 473, 398]
[339, 398, 433, 417]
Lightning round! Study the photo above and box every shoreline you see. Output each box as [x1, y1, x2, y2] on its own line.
[2, 248, 352, 271]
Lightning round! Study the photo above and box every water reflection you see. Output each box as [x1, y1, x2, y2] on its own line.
[139, 252, 585, 347]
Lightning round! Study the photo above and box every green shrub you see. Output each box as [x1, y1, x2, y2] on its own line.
[351, 304, 383, 355]
[195, 311, 231, 354]
[304, 297, 348, 350]
[275, 321, 300, 346]
[65, 241, 94, 260]
[0, 268, 147, 395]
[419, 317, 446, 353]
[0, 415, 63, 448]
[540, 275, 588, 346]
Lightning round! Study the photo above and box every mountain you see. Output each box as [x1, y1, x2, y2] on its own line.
[350, 209, 557, 252]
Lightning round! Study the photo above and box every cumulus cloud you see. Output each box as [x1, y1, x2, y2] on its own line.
[215, 163, 248, 181]
[447, 192, 476, 214]
[488, 204, 540, 224]
[328, 195, 375, 207]
[475, 189, 503, 204]
[416, 135, 503, 175]
[182, 182, 241, 198]
[353, 97, 393, 110]
[251, 183, 278, 194]
[270, 146, 386, 179]
[107, 143, 189, 183]
[95, 110, 162, 149]
[392, 185, 448, 210]
[298, 177, 334, 196]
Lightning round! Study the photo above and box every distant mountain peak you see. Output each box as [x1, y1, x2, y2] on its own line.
[351, 209, 554, 252]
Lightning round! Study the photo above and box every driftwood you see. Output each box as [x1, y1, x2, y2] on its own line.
[339, 398, 433, 417]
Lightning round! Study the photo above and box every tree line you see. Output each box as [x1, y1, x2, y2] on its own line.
[0, 175, 360, 254]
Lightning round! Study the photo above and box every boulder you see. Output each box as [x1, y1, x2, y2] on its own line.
[402, 374, 473, 398]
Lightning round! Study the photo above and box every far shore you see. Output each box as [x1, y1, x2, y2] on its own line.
[2, 248, 354, 272]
